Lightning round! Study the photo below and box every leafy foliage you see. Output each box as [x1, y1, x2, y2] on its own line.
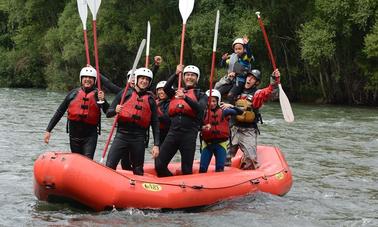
[0, 0, 377, 105]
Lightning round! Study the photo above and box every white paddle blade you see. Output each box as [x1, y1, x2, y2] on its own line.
[129, 39, 147, 80]
[77, 0, 88, 30]
[212, 10, 220, 52]
[146, 21, 151, 56]
[179, 0, 195, 24]
[87, 0, 102, 20]
[279, 84, 294, 122]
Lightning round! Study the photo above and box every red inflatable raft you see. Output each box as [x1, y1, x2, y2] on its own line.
[34, 145, 292, 211]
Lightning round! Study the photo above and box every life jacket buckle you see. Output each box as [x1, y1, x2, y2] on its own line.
[135, 105, 142, 110]
[132, 114, 141, 120]
[78, 114, 87, 118]
[81, 104, 89, 109]
[137, 97, 144, 102]
[176, 104, 184, 109]
[82, 97, 89, 101]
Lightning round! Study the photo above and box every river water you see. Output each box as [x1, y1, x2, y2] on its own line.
[0, 88, 377, 226]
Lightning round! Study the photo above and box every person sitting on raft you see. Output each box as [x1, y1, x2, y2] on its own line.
[155, 65, 208, 177]
[105, 67, 159, 176]
[228, 69, 280, 170]
[44, 66, 109, 160]
[200, 89, 243, 173]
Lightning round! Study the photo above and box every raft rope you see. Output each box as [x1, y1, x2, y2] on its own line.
[121, 168, 288, 190]
[57, 153, 288, 190]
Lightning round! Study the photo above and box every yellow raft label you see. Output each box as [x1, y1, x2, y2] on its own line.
[275, 172, 284, 180]
[142, 183, 162, 192]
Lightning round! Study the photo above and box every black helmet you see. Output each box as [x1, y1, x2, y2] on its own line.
[247, 69, 261, 81]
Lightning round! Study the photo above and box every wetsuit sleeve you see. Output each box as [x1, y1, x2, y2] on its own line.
[100, 99, 110, 113]
[100, 73, 122, 94]
[252, 84, 274, 109]
[46, 89, 76, 132]
[164, 73, 177, 98]
[106, 88, 132, 118]
[149, 96, 160, 146]
[223, 106, 243, 116]
[244, 43, 255, 62]
[151, 64, 160, 76]
[219, 54, 230, 68]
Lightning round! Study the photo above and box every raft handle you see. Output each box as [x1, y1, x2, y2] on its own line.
[44, 182, 55, 189]
[129, 179, 136, 186]
[191, 185, 203, 190]
[250, 179, 260, 185]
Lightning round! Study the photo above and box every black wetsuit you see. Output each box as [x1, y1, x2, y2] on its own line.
[105, 87, 159, 176]
[155, 73, 208, 177]
[157, 98, 170, 144]
[46, 87, 109, 159]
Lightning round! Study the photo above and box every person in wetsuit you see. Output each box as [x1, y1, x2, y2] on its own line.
[105, 67, 159, 176]
[155, 80, 171, 144]
[154, 65, 208, 177]
[44, 66, 109, 159]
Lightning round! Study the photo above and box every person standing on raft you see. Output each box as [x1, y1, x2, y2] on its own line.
[105, 67, 159, 176]
[200, 89, 243, 173]
[155, 80, 171, 144]
[44, 66, 109, 160]
[228, 69, 280, 170]
[155, 65, 208, 177]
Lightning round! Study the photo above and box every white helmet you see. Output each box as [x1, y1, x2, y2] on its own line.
[134, 67, 153, 86]
[232, 38, 244, 48]
[156, 80, 167, 90]
[205, 89, 222, 105]
[80, 66, 97, 83]
[126, 69, 134, 78]
[183, 65, 200, 82]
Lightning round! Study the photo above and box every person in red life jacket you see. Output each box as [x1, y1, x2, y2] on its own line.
[228, 68, 280, 170]
[154, 65, 208, 177]
[105, 67, 160, 176]
[107, 58, 163, 171]
[200, 89, 243, 173]
[44, 66, 109, 159]
[155, 80, 171, 144]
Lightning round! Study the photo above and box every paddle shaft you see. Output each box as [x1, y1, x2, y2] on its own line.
[207, 10, 220, 119]
[206, 51, 216, 119]
[92, 20, 102, 90]
[145, 21, 150, 68]
[178, 23, 186, 90]
[101, 82, 131, 161]
[145, 56, 149, 68]
[257, 15, 280, 83]
[83, 30, 91, 65]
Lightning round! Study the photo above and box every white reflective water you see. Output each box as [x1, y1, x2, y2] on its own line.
[0, 88, 377, 226]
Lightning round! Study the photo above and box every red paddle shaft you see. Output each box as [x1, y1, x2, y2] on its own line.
[257, 14, 280, 83]
[178, 23, 186, 90]
[92, 20, 102, 90]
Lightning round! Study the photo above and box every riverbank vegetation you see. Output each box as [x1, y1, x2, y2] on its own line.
[0, 0, 377, 105]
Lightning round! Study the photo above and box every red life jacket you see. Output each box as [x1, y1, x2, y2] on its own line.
[119, 91, 151, 128]
[168, 89, 197, 118]
[67, 89, 100, 125]
[202, 108, 230, 142]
